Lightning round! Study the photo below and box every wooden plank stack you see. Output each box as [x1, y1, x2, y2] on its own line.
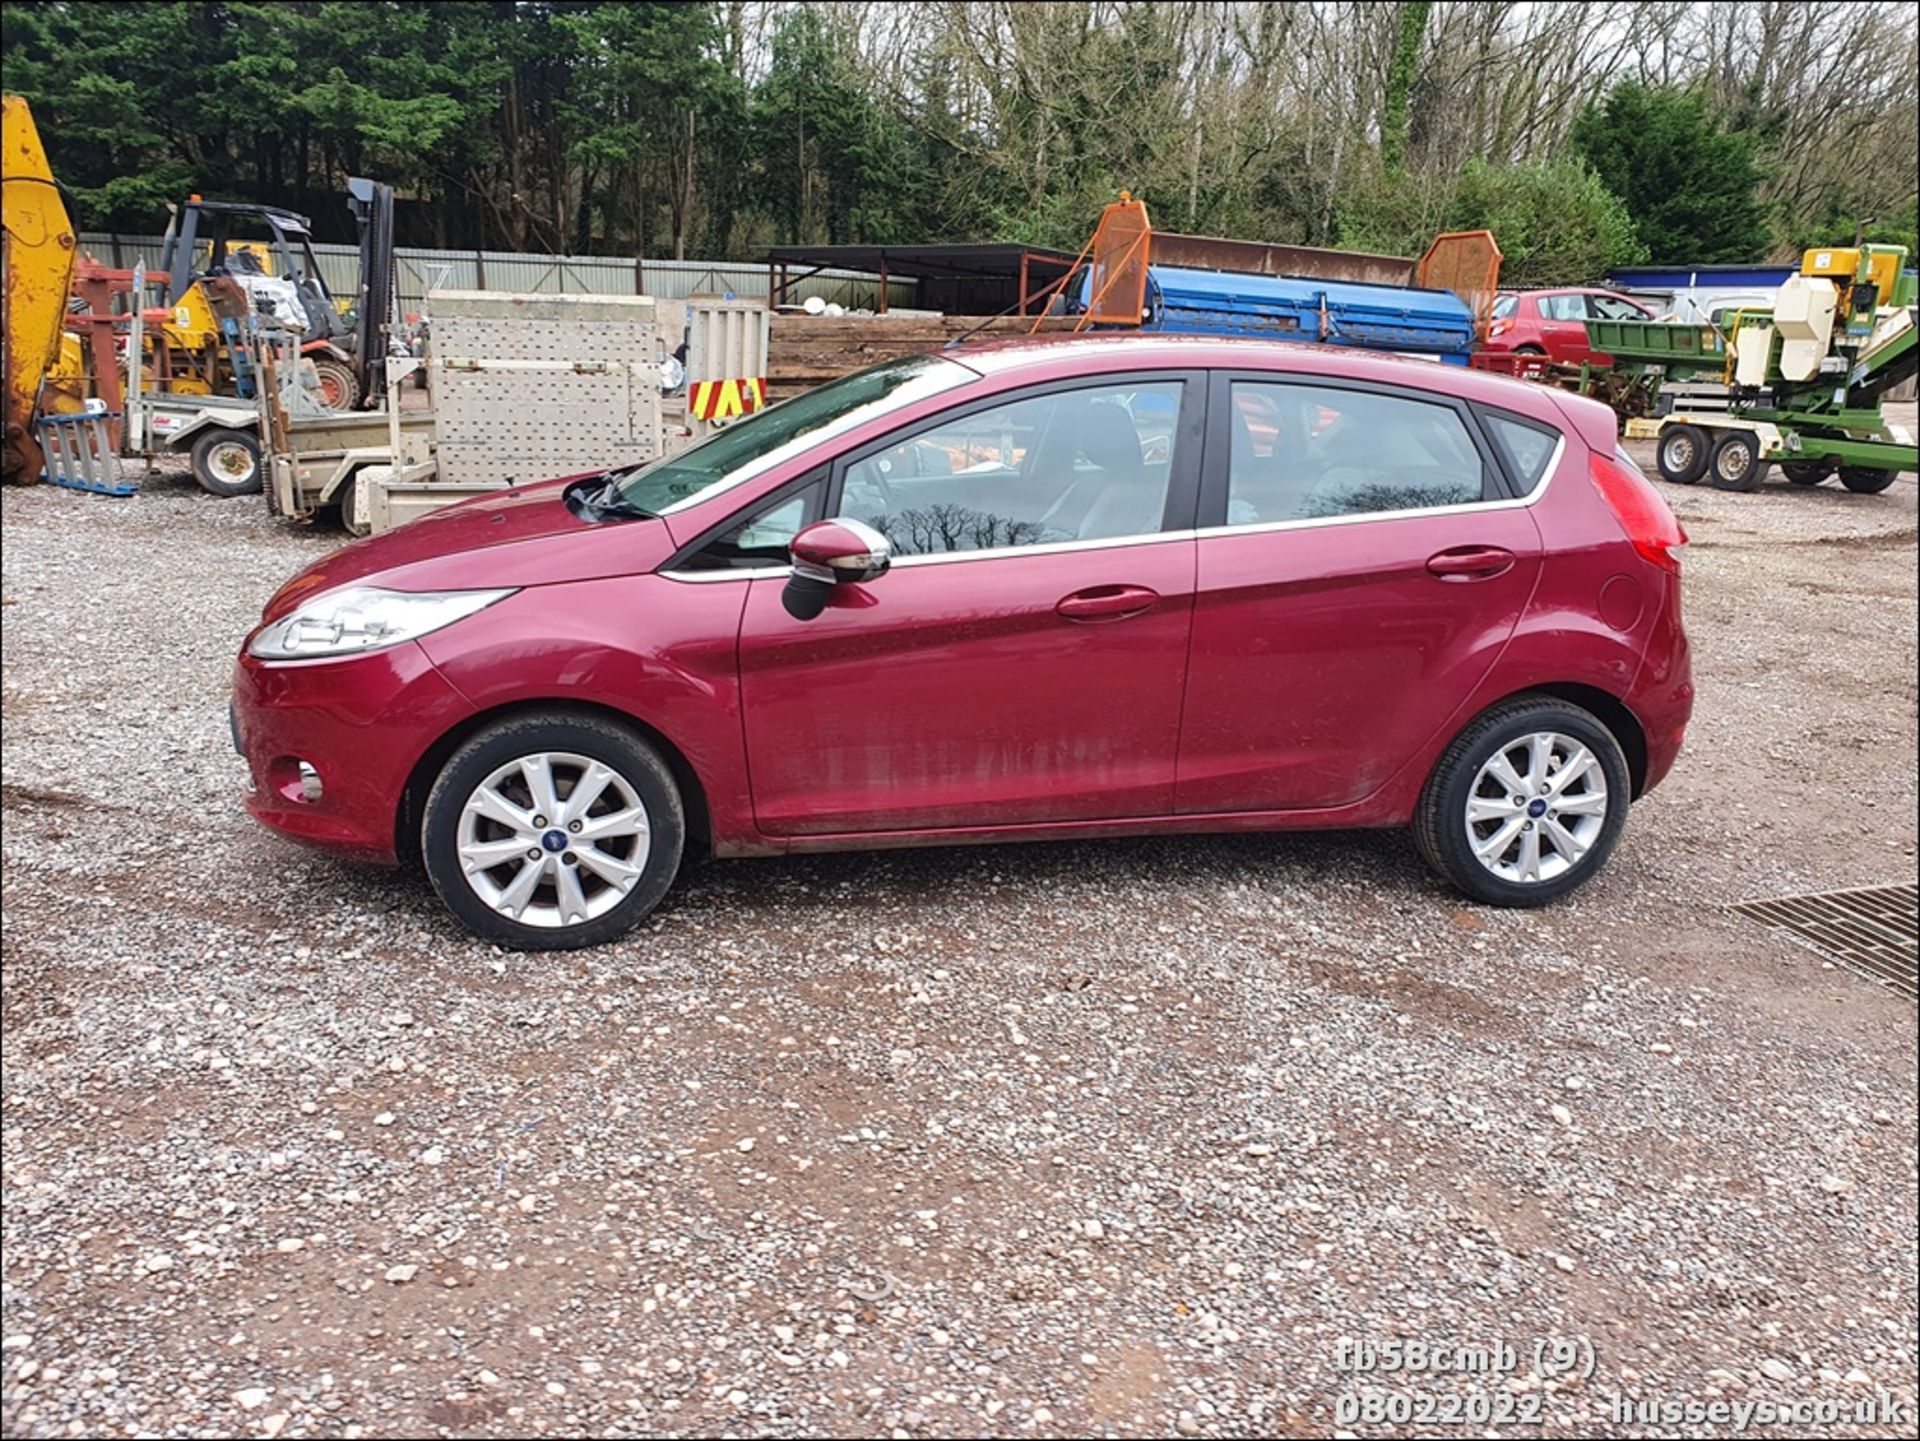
[768, 314, 1083, 398]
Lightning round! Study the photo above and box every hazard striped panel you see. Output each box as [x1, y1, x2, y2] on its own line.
[690, 377, 767, 421]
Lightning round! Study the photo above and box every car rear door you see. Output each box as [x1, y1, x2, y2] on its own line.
[1175, 373, 1550, 816]
[735, 372, 1206, 837]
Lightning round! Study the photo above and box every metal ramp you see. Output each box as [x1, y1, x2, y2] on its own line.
[37, 412, 134, 496]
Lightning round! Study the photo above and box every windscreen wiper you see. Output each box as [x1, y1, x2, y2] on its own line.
[564, 472, 657, 523]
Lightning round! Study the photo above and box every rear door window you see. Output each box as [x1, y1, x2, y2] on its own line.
[1224, 382, 1492, 524]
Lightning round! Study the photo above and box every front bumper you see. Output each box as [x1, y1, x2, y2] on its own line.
[230, 640, 472, 862]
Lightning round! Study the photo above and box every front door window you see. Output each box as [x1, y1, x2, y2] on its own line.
[836, 382, 1185, 555]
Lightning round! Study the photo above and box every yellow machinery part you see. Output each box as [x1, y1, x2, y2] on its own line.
[41, 331, 88, 414]
[1800, 245, 1862, 279]
[2, 93, 78, 483]
[161, 283, 219, 350]
[1802, 244, 1904, 304]
[1857, 245, 1904, 304]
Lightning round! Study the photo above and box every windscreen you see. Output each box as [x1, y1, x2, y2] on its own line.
[617, 354, 976, 515]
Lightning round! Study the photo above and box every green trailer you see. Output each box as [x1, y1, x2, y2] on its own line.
[1585, 245, 1919, 493]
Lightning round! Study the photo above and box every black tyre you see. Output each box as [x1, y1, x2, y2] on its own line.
[1706, 429, 1763, 492]
[309, 356, 361, 410]
[1781, 460, 1831, 486]
[189, 429, 264, 497]
[1655, 423, 1709, 485]
[333, 473, 371, 537]
[1413, 695, 1632, 908]
[422, 710, 684, 949]
[1838, 466, 1899, 495]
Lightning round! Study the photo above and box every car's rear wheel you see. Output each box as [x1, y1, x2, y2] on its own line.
[1655, 424, 1709, 485]
[422, 711, 684, 949]
[1414, 696, 1631, 908]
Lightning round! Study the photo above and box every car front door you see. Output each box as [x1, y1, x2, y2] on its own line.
[1537, 293, 1595, 364]
[1175, 374, 1550, 816]
[733, 374, 1204, 837]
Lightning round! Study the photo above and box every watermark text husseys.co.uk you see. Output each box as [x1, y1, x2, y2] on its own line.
[1607, 1392, 1910, 1431]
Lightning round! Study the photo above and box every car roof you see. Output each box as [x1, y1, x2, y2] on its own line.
[941, 332, 1564, 415]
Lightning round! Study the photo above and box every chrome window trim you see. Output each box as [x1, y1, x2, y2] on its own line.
[1202, 432, 1564, 539]
[658, 435, 1566, 581]
[663, 564, 789, 583]
[661, 528, 1198, 582]
[890, 528, 1197, 568]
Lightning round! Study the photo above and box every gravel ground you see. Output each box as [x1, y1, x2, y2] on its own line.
[3, 414, 1916, 1439]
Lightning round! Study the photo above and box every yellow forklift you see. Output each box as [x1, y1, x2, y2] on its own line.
[152, 178, 395, 410]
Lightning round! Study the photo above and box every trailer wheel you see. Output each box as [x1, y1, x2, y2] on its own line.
[1781, 460, 1831, 486]
[334, 474, 372, 537]
[1706, 430, 1764, 492]
[310, 358, 360, 411]
[1655, 423, 1709, 485]
[1839, 467, 1899, 495]
[190, 430, 263, 498]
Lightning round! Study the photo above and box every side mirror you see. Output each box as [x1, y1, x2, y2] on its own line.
[783, 518, 892, 620]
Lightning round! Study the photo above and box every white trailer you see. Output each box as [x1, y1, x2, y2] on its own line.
[356, 290, 667, 534]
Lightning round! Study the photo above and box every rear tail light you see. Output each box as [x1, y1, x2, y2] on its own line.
[1489, 319, 1512, 338]
[1589, 448, 1687, 574]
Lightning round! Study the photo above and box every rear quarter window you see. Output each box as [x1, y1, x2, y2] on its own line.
[1478, 409, 1561, 493]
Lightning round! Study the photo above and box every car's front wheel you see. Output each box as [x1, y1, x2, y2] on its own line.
[422, 710, 684, 949]
[1414, 696, 1631, 907]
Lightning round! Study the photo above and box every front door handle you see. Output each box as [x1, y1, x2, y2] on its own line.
[1426, 546, 1516, 581]
[1056, 584, 1160, 621]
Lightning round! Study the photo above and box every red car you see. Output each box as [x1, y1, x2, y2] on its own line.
[1484, 288, 1657, 366]
[232, 337, 1692, 949]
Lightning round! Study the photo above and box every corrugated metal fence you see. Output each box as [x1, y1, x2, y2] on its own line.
[78, 233, 908, 311]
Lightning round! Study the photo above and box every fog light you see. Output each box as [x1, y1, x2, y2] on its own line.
[268, 756, 324, 804]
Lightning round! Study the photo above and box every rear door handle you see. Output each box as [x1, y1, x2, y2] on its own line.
[1056, 584, 1160, 621]
[1426, 546, 1516, 581]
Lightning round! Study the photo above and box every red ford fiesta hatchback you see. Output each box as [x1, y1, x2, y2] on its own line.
[233, 337, 1692, 950]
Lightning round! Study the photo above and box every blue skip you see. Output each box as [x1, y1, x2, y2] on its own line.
[1079, 264, 1478, 364]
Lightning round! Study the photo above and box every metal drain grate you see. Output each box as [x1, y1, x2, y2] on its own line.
[1732, 883, 1918, 999]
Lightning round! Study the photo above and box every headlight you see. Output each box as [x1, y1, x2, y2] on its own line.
[248, 586, 516, 660]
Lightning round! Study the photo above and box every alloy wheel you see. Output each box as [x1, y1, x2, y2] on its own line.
[455, 750, 651, 928]
[1463, 731, 1610, 885]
